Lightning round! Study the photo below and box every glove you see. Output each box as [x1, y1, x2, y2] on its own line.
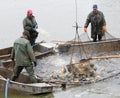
[33, 62, 37, 67]
[32, 28, 37, 32]
[34, 25, 38, 29]
[84, 27, 87, 32]
[33, 25, 38, 30]
[102, 25, 107, 32]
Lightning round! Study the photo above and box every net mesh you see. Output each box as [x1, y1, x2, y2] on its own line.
[76, 32, 116, 42]
[79, 33, 91, 42]
[102, 32, 116, 40]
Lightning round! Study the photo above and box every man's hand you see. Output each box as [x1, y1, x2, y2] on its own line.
[84, 27, 87, 32]
[102, 25, 107, 32]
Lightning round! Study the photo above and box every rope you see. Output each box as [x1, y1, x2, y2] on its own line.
[102, 32, 116, 40]
[85, 33, 91, 41]
[78, 36, 89, 58]
[70, 29, 78, 64]
[5, 78, 10, 98]
[75, 0, 78, 23]
[70, 0, 89, 64]
[106, 32, 116, 39]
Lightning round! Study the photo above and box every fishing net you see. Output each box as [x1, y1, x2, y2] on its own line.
[69, 33, 91, 43]
[79, 33, 91, 42]
[102, 32, 116, 40]
[79, 32, 116, 42]
[36, 52, 120, 84]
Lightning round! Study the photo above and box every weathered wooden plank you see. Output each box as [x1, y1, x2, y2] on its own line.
[0, 77, 53, 94]
[58, 39, 120, 54]
[91, 55, 120, 59]
[0, 54, 11, 60]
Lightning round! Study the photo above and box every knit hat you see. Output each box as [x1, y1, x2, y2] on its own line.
[27, 9, 33, 15]
[93, 4, 97, 10]
[23, 30, 30, 38]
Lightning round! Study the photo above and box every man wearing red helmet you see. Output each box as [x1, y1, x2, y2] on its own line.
[23, 9, 38, 46]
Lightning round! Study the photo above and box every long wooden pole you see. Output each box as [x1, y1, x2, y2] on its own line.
[91, 55, 120, 60]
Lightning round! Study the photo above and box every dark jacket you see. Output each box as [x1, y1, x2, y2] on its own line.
[84, 10, 106, 38]
[23, 16, 38, 45]
[23, 16, 37, 32]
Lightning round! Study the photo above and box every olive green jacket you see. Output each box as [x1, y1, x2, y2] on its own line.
[84, 10, 106, 38]
[11, 37, 36, 66]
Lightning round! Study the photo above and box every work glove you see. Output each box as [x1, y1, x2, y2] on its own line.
[102, 25, 107, 32]
[32, 28, 37, 32]
[34, 25, 38, 29]
[84, 27, 87, 32]
[33, 25, 38, 31]
[33, 62, 37, 67]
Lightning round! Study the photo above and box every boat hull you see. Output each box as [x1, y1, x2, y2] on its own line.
[58, 39, 120, 54]
[0, 77, 53, 95]
[0, 39, 120, 93]
[0, 43, 54, 68]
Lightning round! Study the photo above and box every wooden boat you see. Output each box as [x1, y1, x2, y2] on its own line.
[0, 41, 58, 95]
[1, 62, 120, 89]
[57, 38, 120, 56]
[0, 42, 55, 68]
[0, 43, 52, 59]
[41, 38, 120, 87]
[0, 42, 56, 94]
[0, 62, 53, 95]
[1, 38, 120, 68]
[0, 38, 120, 92]
[0, 76, 53, 95]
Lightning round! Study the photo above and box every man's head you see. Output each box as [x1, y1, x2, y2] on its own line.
[27, 9, 33, 17]
[93, 4, 98, 13]
[23, 30, 30, 39]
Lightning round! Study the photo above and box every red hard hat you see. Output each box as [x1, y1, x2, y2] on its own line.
[27, 9, 33, 15]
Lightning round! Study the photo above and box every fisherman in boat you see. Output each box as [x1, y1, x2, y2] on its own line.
[23, 9, 38, 46]
[84, 4, 107, 42]
[11, 30, 37, 83]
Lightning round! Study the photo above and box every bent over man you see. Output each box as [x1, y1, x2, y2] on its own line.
[11, 30, 37, 83]
[84, 4, 107, 42]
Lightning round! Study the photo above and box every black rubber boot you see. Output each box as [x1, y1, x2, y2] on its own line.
[98, 35, 102, 41]
[93, 38, 97, 42]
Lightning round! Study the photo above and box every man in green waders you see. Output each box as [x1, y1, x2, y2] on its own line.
[84, 4, 107, 42]
[11, 30, 37, 83]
